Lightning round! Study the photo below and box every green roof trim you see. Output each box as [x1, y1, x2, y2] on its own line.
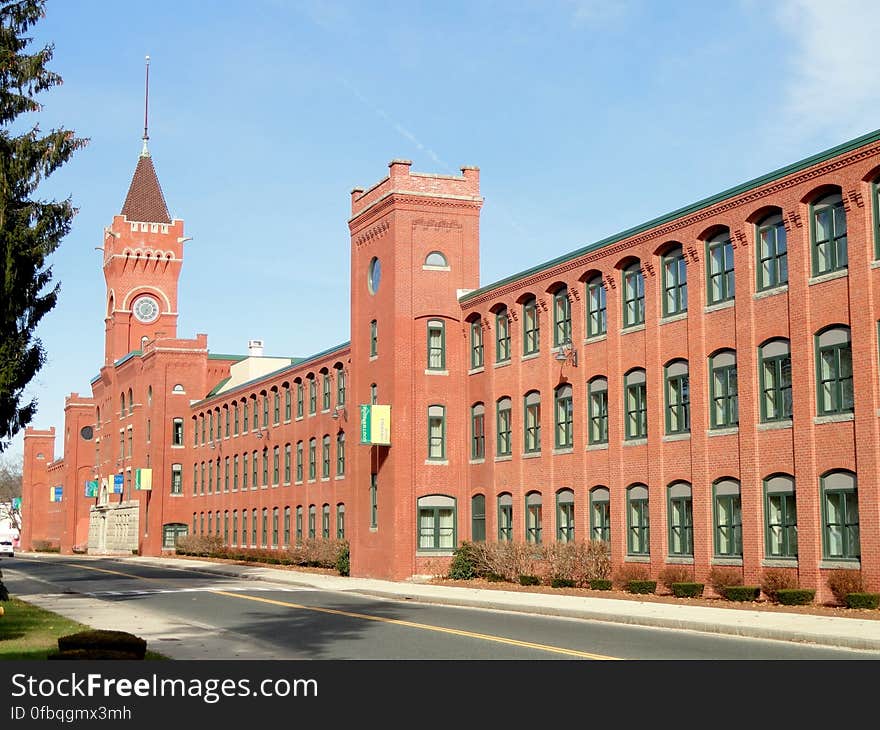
[207, 353, 248, 361]
[191, 341, 351, 408]
[206, 376, 231, 397]
[461, 126, 880, 303]
[113, 350, 142, 367]
[90, 374, 101, 385]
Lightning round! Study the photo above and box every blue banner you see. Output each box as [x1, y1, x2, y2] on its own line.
[113, 473, 124, 494]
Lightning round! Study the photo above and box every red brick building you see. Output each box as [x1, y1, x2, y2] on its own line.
[21, 129, 880, 598]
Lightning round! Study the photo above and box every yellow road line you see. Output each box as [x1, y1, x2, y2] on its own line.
[38, 558, 619, 660]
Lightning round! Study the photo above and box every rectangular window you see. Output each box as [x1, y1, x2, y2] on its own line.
[274, 392, 281, 424]
[554, 387, 573, 449]
[470, 320, 484, 369]
[241, 510, 247, 546]
[427, 406, 446, 460]
[233, 455, 239, 491]
[296, 384, 304, 418]
[427, 320, 446, 370]
[590, 492, 610, 543]
[242, 402, 249, 433]
[586, 278, 606, 337]
[262, 449, 269, 486]
[526, 500, 542, 544]
[766, 492, 797, 559]
[208, 461, 213, 494]
[627, 493, 649, 555]
[225, 408, 230, 437]
[309, 440, 316, 480]
[262, 395, 269, 428]
[252, 451, 258, 489]
[233, 404, 239, 435]
[471, 495, 486, 542]
[668, 493, 693, 556]
[309, 380, 317, 415]
[823, 488, 859, 560]
[261, 509, 268, 547]
[498, 499, 513, 541]
[588, 380, 608, 445]
[322, 506, 330, 539]
[817, 336, 853, 415]
[170, 464, 182, 495]
[418, 505, 455, 550]
[496, 311, 511, 363]
[553, 288, 571, 347]
[284, 389, 291, 421]
[812, 197, 848, 276]
[273, 446, 280, 484]
[523, 395, 540, 454]
[337, 505, 345, 539]
[172, 418, 184, 446]
[296, 507, 303, 543]
[284, 444, 291, 483]
[296, 443, 303, 482]
[760, 350, 792, 422]
[557, 494, 574, 542]
[715, 492, 743, 557]
[336, 370, 346, 407]
[523, 299, 539, 355]
[242, 453, 249, 490]
[224, 457, 230, 492]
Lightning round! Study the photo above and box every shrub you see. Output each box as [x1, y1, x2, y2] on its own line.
[723, 585, 760, 602]
[589, 579, 613, 591]
[627, 580, 657, 595]
[708, 566, 743, 596]
[33, 540, 60, 553]
[448, 541, 478, 580]
[776, 588, 815, 606]
[845, 593, 880, 610]
[760, 568, 799, 603]
[0, 568, 8, 602]
[335, 541, 350, 576]
[613, 563, 649, 590]
[469, 542, 536, 583]
[550, 578, 576, 588]
[658, 565, 693, 592]
[827, 569, 864, 605]
[175, 534, 224, 557]
[485, 572, 506, 583]
[542, 540, 612, 585]
[518, 574, 540, 586]
[671, 582, 705, 598]
[57, 630, 147, 659]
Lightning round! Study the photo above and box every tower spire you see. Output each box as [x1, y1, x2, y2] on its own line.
[141, 55, 150, 158]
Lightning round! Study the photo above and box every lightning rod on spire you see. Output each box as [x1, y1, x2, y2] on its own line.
[141, 55, 151, 158]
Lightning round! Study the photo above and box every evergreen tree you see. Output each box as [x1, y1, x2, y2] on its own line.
[0, 0, 86, 452]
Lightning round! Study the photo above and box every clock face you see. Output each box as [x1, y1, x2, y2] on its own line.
[132, 295, 160, 323]
[368, 257, 381, 294]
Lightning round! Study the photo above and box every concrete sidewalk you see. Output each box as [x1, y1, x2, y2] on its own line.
[122, 555, 880, 653]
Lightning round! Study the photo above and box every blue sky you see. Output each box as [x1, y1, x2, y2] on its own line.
[6, 0, 880, 461]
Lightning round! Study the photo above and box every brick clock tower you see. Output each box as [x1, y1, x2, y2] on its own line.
[102, 144, 186, 365]
[348, 160, 483, 579]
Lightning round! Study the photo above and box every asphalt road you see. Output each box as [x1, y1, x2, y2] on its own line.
[2, 555, 878, 660]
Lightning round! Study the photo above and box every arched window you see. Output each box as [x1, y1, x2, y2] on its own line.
[627, 484, 649, 556]
[498, 493, 513, 541]
[816, 326, 853, 415]
[664, 360, 690, 435]
[556, 488, 575, 542]
[764, 474, 797, 559]
[554, 384, 573, 448]
[586, 275, 606, 337]
[128, 388, 133, 414]
[172, 383, 184, 394]
[709, 350, 738, 428]
[336, 504, 345, 539]
[553, 285, 571, 346]
[522, 296, 539, 355]
[120, 392, 126, 417]
[308, 504, 316, 538]
[471, 494, 486, 541]
[471, 403, 485, 459]
[496, 397, 512, 456]
[713, 478, 742, 557]
[495, 307, 511, 363]
[667, 482, 693, 557]
[811, 192, 847, 276]
[590, 487, 610, 543]
[756, 211, 787, 290]
[624, 369, 647, 440]
[523, 391, 541, 453]
[470, 318, 484, 369]
[707, 230, 734, 304]
[821, 470, 859, 560]
[588, 377, 608, 445]
[622, 263, 645, 327]
[321, 434, 331, 477]
[525, 492, 542, 544]
[427, 405, 446, 460]
[424, 251, 448, 267]
[417, 495, 456, 550]
[322, 504, 330, 538]
[427, 319, 446, 370]
[662, 245, 687, 316]
[759, 339, 792, 422]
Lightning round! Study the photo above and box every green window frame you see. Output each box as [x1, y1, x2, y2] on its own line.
[242, 453, 249, 490]
[336, 368, 346, 407]
[756, 212, 788, 291]
[262, 394, 269, 428]
[224, 457, 230, 492]
[296, 441, 303, 482]
[874, 180, 880, 260]
[370, 474, 378, 529]
[713, 479, 742, 557]
[427, 405, 446, 460]
[667, 482, 693, 557]
[224, 511, 230, 545]
[811, 192, 847, 276]
[193, 417, 198, 447]
[417, 495, 456, 551]
[764, 474, 797, 559]
[556, 489, 575, 542]
[706, 232, 734, 305]
[322, 504, 330, 539]
[262, 447, 269, 486]
[336, 504, 345, 539]
[273, 391, 280, 425]
[471, 494, 486, 541]
[821, 471, 859, 560]
[525, 492, 542, 544]
[626, 484, 649, 556]
[252, 508, 258, 547]
[496, 397, 512, 456]
[588, 377, 608, 445]
[262, 509, 269, 546]
[284, 507, 290, 546]
[170, 463, 182, 495]
[322, 374, 331, 411]
[622, 264, 645, 327]
[586, 276, 606, 337]
[232, 510, 238, 546]
[664, 360, 690, 435]
[193, 462, 198, 495]
[284, 387, 291, 421]
[709, 350, 738, 429]
[308, 438, 316, 480]
[759, 339, 792, 422]
[240, 510, 247, 545]
[273, 446, 280, 485]
[296, 382, 304, 418]
[523, 391, 541, 454]
[308, 505, 316, 539]
[370, 319, 378, 357]
[233, 455, 239, 491]
[553, 286, 572, 347]
[322, 435, 331, 477]
[224, 409, 230, 438]
[496, 309, 511, 363]
[554, 384, 573, 448]
[251, 450, 258, 488]
[471, 403, 485, 459]
[252, 398, 259, 431]
[498, 494, 513, 541]
[201, 414, 206, 444]
[427, 319, 446, 370]
[233, 402, 239, 435]
[624, 369, 647, 440]
[470, 320, 484, 369]
[208, 460, 213, 494]
[272, 507, 279, 547]
[242, 401, 249, 432]
[309, 378, 317, 415]
[662, 245, 687, 316]
[296, 506, 303, 544]
[208, 411, 214, 442]
[816, 327, 853, 415]
[336, 432, 345, 476]
[590, 487, 610, 543]
[523, 297, 539, 355]
[284, 444, 291, 484]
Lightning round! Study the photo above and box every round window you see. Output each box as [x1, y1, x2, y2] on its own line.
[367, 257, 381, 295]
[80, 426, 94, 441]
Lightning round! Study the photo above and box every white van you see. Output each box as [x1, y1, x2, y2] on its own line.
[0, 538, 13, 557]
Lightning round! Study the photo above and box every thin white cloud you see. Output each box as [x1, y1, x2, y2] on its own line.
[774, 0, 880, 144]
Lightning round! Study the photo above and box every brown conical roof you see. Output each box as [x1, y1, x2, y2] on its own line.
[120, 154, 171, 224]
